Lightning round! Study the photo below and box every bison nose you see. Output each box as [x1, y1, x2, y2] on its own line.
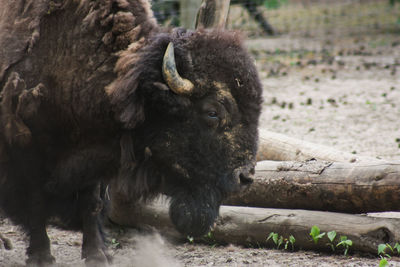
[234, 166, 255, 186]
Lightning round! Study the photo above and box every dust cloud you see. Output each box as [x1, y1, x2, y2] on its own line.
[112, 233, 181, 267]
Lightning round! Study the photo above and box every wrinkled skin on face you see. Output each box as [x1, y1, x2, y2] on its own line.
[111, 29, 263, 237]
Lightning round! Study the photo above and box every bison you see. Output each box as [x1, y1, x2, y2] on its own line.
[0, 0, 263, 266]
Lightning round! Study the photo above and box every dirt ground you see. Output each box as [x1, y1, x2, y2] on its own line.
[1, 29, 400, 267]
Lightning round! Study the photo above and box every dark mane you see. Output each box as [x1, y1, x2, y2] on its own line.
[0, 0, 263, 264]
[107, 28, 262, 129]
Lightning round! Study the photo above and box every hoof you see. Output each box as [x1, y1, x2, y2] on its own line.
[26, 252, 56, 267]
[83, 248, 111, 267]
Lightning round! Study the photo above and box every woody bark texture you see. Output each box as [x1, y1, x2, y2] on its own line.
[225, 160, 400, 213]
[257, 129, 387, 163]
[108, 200, 400, 255]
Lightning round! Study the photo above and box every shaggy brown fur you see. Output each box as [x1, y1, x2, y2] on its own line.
[0, 0, 263, 266]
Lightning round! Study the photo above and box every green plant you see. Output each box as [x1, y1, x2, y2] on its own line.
[326, 230, 337, 251]
[378, 243, 391, 267]
[336, 236, 352, 256]
[277, 235, 284, 249]
[284, 235, 296, 251]
[394, 243, 400, 254]
[267, 232, 295, 250]
[267, 232, 278, 244]
[203, 231, 219, 247]
[267, 232, 283, 249]
[377, 242, 400, 266]
[379, 258, 389, 267]
[187, 235, 194, 243]
[263, 0, 288, 9]
[378, 243, 392, 258]
[310, 225, 325, 244]
[110, 238, 121, 249]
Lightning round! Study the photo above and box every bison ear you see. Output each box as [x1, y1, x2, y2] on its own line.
[152, 82, 170, 91]
[106, 72, 145, 129]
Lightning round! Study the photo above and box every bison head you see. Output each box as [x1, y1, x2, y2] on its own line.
[107, 29, 262, 237]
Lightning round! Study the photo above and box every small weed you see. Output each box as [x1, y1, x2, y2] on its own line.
[309, 226, 351, 255]
[187, 235, 194, 243]
[110, 238, 121, 249]
[310, 225, 325, 244]
[277, 235, 284, 249]
[377, 242, 400, 266]
[204, 231, 218, 247]
[267, 232, 296, 251]
[336, 236, 352, 256]
[365, 100, 377, 110]
[286, 235, 296, 251]
[267, 232, 278, 243]
[378, 243, 394, 267]
[394, 243, 400, 253]
[267, 232, 279, 248]
[326, 230, 337, 251]
[378, 243, 391, 258]
[379, 258, 389, 267]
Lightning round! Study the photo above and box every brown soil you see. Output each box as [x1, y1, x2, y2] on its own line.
[1, 31, 400, 267]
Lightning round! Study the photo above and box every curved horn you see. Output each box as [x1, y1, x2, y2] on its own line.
[162, 42, 194, 96]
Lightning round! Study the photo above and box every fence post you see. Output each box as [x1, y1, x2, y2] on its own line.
[195, 0, 231, 29]
[179, 0, 202, 29]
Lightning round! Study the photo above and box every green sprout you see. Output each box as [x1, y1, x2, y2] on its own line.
[310, 225, 326, 244]
[326, 230, 337, 251]
[336, 236, 352, 256]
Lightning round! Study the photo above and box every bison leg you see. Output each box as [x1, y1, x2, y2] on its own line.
[79, 184, 111, 266]
[25, 193, 55, 266]
[26, 224, 55, 266]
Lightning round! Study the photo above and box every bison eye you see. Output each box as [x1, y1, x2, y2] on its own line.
[207, 111, 218, 119]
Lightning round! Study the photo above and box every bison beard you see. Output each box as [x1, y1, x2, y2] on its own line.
[0, 0, 263, 266]
[169, 186, 221, 237]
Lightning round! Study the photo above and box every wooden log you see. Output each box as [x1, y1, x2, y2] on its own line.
[108, 200, 400, 255]
[257, 129, 386, 163]
[195, 0, 231, 29]
[225, 160, 400, 213]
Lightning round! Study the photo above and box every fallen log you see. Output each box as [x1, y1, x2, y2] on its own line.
[108, 199, 400, 255]
[225, 160, 400, 213]
[257, 129, 386, 163]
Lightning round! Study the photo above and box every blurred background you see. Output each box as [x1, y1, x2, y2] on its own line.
[151, 0, 400, 39]
[150, 0, 400, 160]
